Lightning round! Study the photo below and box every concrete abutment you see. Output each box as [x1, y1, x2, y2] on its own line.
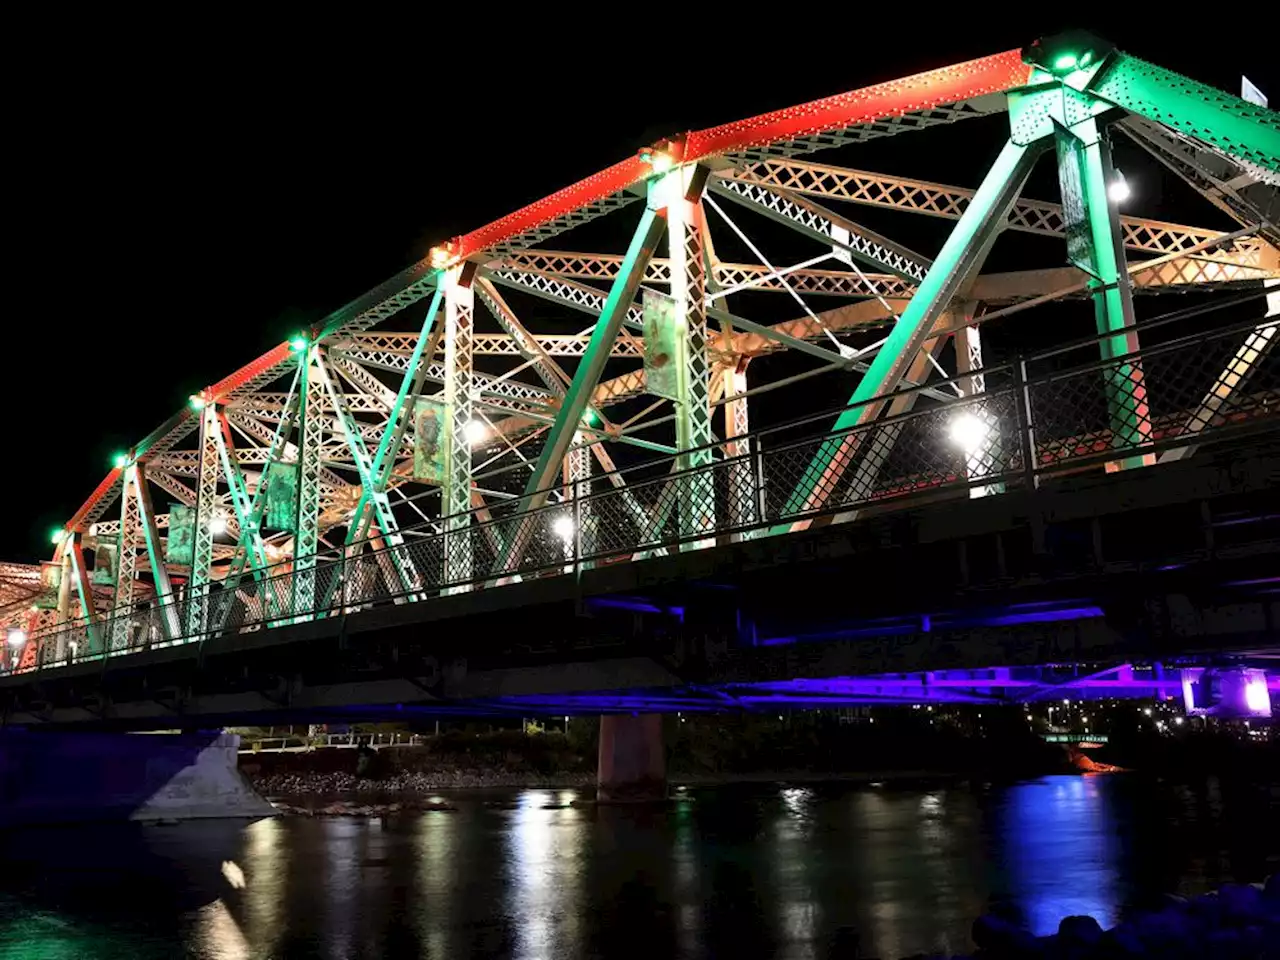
[0, 730, 276, 826]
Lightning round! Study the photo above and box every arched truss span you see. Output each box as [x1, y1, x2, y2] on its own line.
[11, 32, 1277, 661]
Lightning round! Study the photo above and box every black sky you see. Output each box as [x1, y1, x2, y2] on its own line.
[7, 14, 1274, 560]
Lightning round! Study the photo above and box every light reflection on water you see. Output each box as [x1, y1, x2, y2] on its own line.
[997, 775, 1122, 934]
[0, 775, 1275, 959]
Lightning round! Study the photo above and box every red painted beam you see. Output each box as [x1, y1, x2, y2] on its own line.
[449, 49, 1031, 264]
[208, 342, 294, 403]
[64, 466, 124, 537]
[452, 156, 651, 263]
[683, 49, 1031, 161]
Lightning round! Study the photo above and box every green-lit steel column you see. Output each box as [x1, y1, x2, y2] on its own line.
[517, 207, 667, 510]
[213, 411, 267, 576]
[64, 532, 103, 656]
[350, 286, 443, 546]
[498, 200, 666, 575]
[134, 464, 180, 640]
[778, 138, 1043, 527]
[219, 366, 300, 626]
[1064, 117, 1153, 470]
[313, 351, 417, 594]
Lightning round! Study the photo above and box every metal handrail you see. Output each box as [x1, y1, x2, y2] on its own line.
[12, 314, 1277, 673]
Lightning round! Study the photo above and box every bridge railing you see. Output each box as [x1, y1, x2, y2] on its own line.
[15, 309, 1278, 674]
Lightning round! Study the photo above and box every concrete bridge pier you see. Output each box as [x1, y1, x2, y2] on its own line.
[597, 714, 666, 803]
[0, 730, 276, 826]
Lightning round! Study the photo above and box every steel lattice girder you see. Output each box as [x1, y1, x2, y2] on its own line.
[720, 160, 1278, 266]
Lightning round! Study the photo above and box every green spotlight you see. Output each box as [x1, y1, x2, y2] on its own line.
[289, 335, 308, 352]
[112, 452, 129, 469]
[189, 394, 206, 411]
[50, 527, 67, 545]
[1054, 53, 1078, 71]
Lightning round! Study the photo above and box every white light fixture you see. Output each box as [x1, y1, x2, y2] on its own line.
[948, 411, 990, 453]
[1244, 678, 1270, 713]
[464, 419, 488, 446]
[208, 515, 228, 536]
[552, 515, 575, 542]
[1108, 169, 1131, 203]
[6, 628, 27, 648]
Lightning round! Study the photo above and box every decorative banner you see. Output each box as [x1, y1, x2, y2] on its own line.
[265, 461, 298, 531]
[413, 398, 450, 484]
[1053, 123, 1098, 279]
[642, 289, 681, 402]
[91, 536, 117, 586]
[167, 503, 195, 564]
[35, 561, 61, 609]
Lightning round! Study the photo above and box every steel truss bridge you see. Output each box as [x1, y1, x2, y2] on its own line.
[1, 32, 1277, 721]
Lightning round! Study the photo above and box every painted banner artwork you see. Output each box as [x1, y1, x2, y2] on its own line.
[167, 503, 195, 564]
[91, 536, 117, 586]
[265, 461, 297, 531]
[1054, 122, 1098, 279]
[643, 289, 681, 402]
[36, 561, 61, 609]
[413, 398, 450, 484]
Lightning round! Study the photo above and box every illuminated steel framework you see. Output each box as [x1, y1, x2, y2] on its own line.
[5, 33, 1278, 671]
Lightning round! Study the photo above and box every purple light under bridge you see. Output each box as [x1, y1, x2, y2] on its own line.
[419, 663, 1280, 716]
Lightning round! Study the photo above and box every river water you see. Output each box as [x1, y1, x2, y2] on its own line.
[1, 775, 1277, 959]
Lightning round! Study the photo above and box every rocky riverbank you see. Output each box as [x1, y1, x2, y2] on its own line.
[955, 876, 1280, 960]
[253, 768, 594, 802]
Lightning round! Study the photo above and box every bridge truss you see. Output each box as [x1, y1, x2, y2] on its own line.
[3, 31, 1278, 673]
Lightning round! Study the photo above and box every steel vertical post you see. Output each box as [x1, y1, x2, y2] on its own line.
[444, 265, 476, 587]
[187, 403, 220, 636]
[566, 435, 590, 560]
[722, 361, 755, 532]
[293, 344, 324, 617]
[1072, 119, 1153, 471]
[954, 320, 1004, 497]
[667, 168, 715, 543]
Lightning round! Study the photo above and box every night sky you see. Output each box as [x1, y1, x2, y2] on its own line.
[7, 17, 1273, 561]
